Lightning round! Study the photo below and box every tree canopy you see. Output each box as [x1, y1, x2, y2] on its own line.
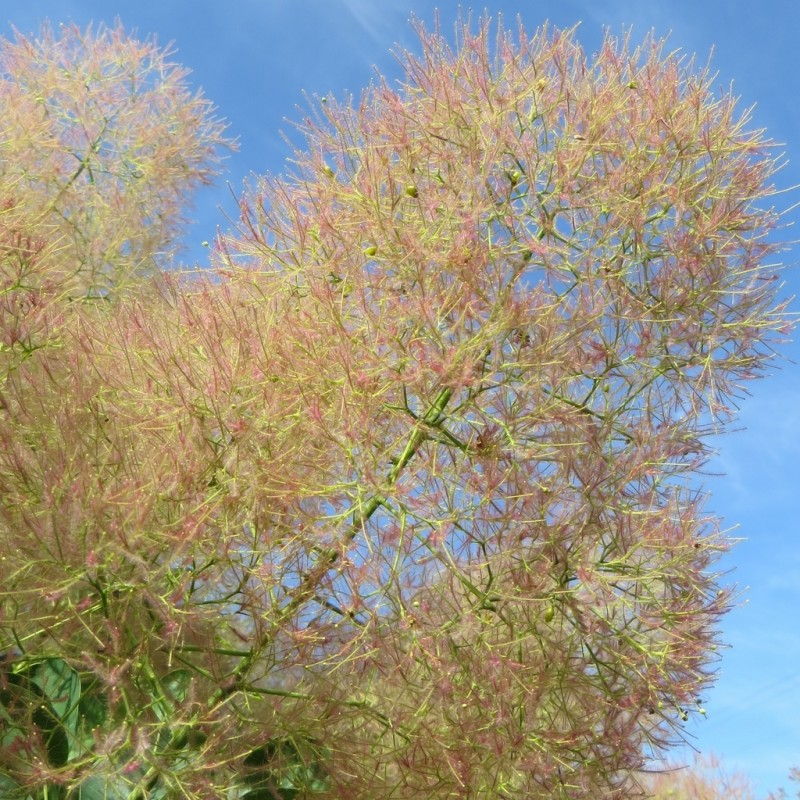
[0, 16, 792, 800]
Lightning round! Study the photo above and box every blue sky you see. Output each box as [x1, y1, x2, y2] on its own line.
[3, 1, 798, 795]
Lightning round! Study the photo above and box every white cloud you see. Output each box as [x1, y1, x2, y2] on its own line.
[339, 0, 414, 49]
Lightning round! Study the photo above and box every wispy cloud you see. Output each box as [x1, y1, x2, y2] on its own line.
[339, 0, 416, 50]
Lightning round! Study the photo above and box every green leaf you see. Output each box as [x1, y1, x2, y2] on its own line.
[0, 703, 26, 750]
[75, 776, 120, 800]
[29, 659, 81, 765]
[76, 772, 166, 800]
[148, 668, 191, 724]
[162, 669, 191, 705]
[240, 737, 330, 797]
[30, 659, 80, 730]
[0, 658, 81, 768]
[1, 662, 36, 759]
[78, 676, 107, 731]
[75, 758, 168, 800]
[0, 772, 27, 800]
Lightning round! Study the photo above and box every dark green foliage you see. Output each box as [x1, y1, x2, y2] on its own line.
[242, 736, 331, 800]
[0, 656, 330, 799]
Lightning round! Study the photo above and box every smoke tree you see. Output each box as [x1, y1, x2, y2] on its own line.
[641, 754, 758, 800]
[770, 768, 800, 800]
[0, 21, 231, 299]
[642, 756, 799, 800]
[0, 15, 792, 800]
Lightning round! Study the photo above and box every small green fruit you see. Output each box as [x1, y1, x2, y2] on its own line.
[322, 165, 335, 179]
[363, 245, 378, 256]
[404, 184, 419, 198]
[544, 605, 555, 623]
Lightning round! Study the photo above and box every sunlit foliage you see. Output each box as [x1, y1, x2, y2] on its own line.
[0, 15, 791, 800]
